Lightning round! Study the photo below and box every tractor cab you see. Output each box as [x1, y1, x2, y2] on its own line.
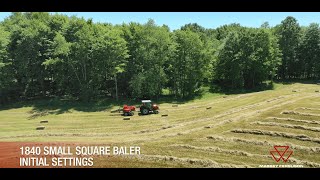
[142, 100, 152, 108]
[140, 100, 159, 115]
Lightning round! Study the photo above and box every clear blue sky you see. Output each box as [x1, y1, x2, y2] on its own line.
[1, 12, 320, 30]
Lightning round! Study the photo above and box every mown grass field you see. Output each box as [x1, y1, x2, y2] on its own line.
[1, 82, 320, 167]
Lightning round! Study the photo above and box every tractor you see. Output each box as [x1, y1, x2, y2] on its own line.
[123, 104, 135, 116]
[139, 100, 159, 115]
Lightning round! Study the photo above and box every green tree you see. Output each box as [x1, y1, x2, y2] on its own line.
[169, 29, 208, 97]
[42, 32, 71, 96]
[122, 20, 173, 99]
[298, 23, 320, 78]
[180, 23, 219, 84]
[65, 19, 128, 101]
[0, 25, 13, 104]
[91, 24, 129, 101]
[214, 31, 244, 89]
[0, 26, 9, 67]
[275, 16, 301, 79]
[4, 12, 52, 98]
[214, 28, 281, 89]
[261, 22, 270, 29]
[215, 23, 241, 40]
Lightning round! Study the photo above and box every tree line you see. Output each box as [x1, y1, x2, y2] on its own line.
[0, 13, 319, 103]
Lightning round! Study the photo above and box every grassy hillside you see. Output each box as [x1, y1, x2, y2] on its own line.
[1, 82, 320, 167]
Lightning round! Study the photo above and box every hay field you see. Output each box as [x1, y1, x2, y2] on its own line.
[1, 82, 320, 167]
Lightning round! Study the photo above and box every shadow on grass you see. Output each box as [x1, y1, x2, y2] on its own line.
[0, 97, 120, 119]
[155, 94, 204, 105]
[274, 79, 319, 85]
[210, 79, 319, 95]
[0, 93, 205, 119]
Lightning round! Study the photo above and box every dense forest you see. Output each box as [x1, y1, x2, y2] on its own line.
[0, 13, 320, 104]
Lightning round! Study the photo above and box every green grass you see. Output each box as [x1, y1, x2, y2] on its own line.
[1, 82, 320, 167]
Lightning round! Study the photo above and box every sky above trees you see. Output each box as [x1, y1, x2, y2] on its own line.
[1, 12, 320, 30]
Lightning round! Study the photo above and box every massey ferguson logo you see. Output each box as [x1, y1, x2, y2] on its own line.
[270, 146, 293, 162]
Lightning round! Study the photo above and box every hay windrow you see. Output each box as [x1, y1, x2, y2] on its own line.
[287, 157, 320, 167]
[130, 154, 249, 168]
[252, 121, 320, 132]
[266, 96, 285, 102]
[0, 126, 174, 139]
[206, 136, 320, 153]
[281, 111, 320, 117]
[296, 107, 320, 111]
[117, 125, 177, 134]
[231, 129, 320, 144]
[267, 117, 320, 125]
[207, 135, 271, 146]
[0, 124, 180, 139]
[171, 144, 252, 157]
[0, 133, 117, 139]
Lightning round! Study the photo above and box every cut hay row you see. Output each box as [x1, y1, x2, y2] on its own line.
[252, 121, 320, 132]
[267, 117, 320, 125]
[231, 129, 320, 144]
[288, 157, 320, 168]
[295, 107, 320, 111]
[281, 111, 320, 117]
[171, 144, 254, 157]
[266, 96, 286, 102]
[130, 154, 249, 168]
[0, 131, 145, 139]
[171, 144, 320, 167]
[161, 132, 189, 138]
[134, 125, 177, 134]
[0, 125, 179, 139]
[28, 112, 49, 120]
[205, 136, 320, 153]
[0, 133, 117, 139]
